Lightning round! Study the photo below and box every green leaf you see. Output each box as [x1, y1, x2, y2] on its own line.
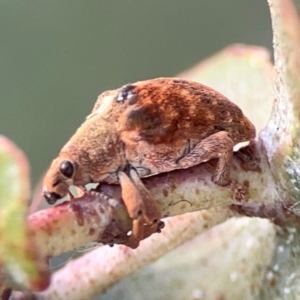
[0, 136, 49, 291]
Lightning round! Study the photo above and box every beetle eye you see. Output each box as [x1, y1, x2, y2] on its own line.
[116, 84, 137, 104]
[60, 160, 74, 178]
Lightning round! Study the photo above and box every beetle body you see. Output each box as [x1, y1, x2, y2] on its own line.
[43, 77, 256, 247]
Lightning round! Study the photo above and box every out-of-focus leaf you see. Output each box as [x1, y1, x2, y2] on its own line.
[100, 218, 275, 300]
[0, 136, 30, 212]
[0, 136, 49, 290]
[34, 208, 236, 300]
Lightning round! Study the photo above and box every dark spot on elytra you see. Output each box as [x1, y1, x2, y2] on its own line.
[193, 119, 208, 127]
[203, 97, 210, 104]
[127, 107, 162, 129]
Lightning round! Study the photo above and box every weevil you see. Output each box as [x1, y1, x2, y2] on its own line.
[43, 78, 256, 247]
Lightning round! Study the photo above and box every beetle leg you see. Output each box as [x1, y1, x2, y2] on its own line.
[118, 169, 161, 247]
[178, 131, 234, 186]
[124, 219, 165, 249]
[128, 168, 161, 223]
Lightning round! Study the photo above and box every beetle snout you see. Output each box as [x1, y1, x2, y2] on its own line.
[43, 191, 61, 205]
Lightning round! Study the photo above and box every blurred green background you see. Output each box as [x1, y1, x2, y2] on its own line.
[0, 1, 277, 186]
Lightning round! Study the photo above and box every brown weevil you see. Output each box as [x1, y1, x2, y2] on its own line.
[43, 78, 256, 247]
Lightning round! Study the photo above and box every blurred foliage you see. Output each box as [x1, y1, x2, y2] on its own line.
[0, 136, 49, 291]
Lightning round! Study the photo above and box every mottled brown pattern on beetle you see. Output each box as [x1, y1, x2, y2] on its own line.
[116, 78, 255, 144]
[92, 78, 255, 146]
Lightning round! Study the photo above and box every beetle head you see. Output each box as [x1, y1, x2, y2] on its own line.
[43, 157, 77, 204]
[43, 115, 126, 204]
